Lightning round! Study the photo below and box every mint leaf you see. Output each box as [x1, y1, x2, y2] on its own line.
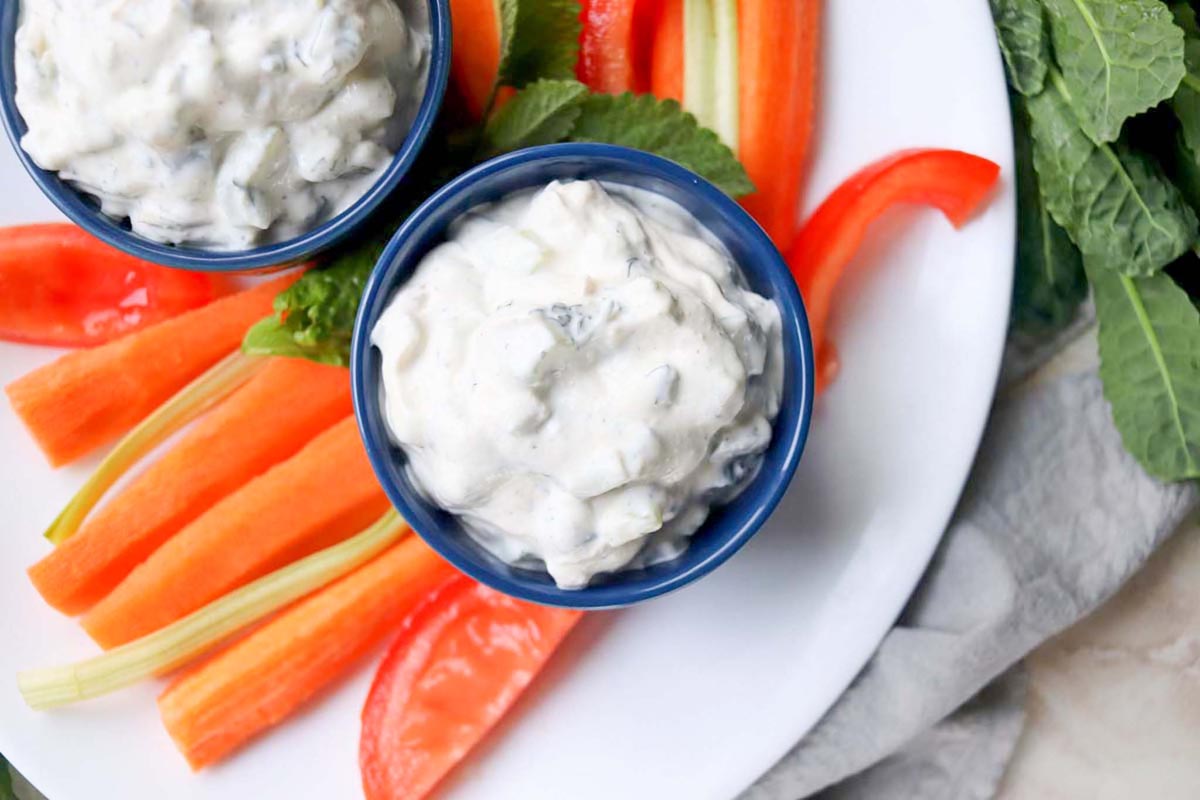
[483, 79, 589, 155]
[1011, 94, 1086, 330]
[242, 240, 384, 366]
[1089, 259, 1200, 480]
[568, 93, 754, 197]
[1040, 0, 1185, 143]
[498, 0, 581, 88]
[990, 0, 1052, 96]
[1027, 71, 1197, 276]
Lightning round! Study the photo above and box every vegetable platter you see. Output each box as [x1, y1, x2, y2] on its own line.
[0, 0, 1014, 798]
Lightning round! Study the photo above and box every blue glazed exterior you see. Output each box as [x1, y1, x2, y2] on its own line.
[352, 144, 815, 609]
[0, 0, 451, 272]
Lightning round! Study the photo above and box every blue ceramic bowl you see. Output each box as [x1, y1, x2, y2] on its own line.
[352, 143, 815, 608]
[0, 0, 450, 272]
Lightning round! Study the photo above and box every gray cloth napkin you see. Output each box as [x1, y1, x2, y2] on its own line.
[741, 324, 1199, 800]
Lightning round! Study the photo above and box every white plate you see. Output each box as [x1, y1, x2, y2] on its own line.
[0, 1, 1014, 797]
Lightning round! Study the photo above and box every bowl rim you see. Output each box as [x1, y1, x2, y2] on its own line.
[0, 0, 451, 272]
[351, 142, 815, 608]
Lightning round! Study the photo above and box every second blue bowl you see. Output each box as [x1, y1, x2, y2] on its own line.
[352, 143, 815, 609]
[0, 0, 450, 272]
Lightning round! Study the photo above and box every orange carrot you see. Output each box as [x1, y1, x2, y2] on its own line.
[649, 0, 683, 102]
[449, 0, 503, 119]
[27, 357, 353, 616]
[158, 537, 458, 770]
[6, 273, 300, 467]
[738, 0, 820, 252]
[82, 416, 390, 648]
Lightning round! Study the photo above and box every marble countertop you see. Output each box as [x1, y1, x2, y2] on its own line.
[998, 514, 1200, 798]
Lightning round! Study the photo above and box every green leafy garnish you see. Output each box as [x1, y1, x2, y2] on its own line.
[1169, 126, 1200, 211]
[1169, 5, 1200, 162]
[569, 93, 754, 196]
[1040, 0, 1185, 143]
[1088, 260, 1200, 481]
[483, 79, 589, 155]
[989, 0, 1200, 484]
[990, 0, 1053, 96]
[497, 0, 581, 89]
[1026, 70, 1198, 276]
[243, 242, 384, 366]
[1011, 94, 1086, 330]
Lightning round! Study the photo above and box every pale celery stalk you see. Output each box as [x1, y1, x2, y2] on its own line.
[711, 0, 740, 151]
[682, 0, 739, 152]
[43, 351, 267, 545]
[19, 510, 407, 710]
[683, 0, 717, 131]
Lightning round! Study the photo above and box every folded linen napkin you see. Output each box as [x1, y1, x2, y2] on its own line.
[742, 325, 1199, 799]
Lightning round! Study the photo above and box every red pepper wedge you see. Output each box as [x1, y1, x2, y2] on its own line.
[0, 224, 222, 348]
[360, 577, 582, 800]
[578, 0, 660, 94]
[788, 149, 1001, 390]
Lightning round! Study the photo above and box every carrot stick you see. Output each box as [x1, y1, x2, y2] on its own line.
[448, 0, 503, 119]
[738, 0, 820, 251]
[28, 357, 353, 616]
[82, 416, 389, 648]
[159, 537, 458, 770]
[650, 0, 684, 102]
[19, 512, 410, 710]
[42, 351, 268, 546]
[5, 273, 300, 467]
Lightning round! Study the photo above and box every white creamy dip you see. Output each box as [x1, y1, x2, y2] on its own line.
[14, 0, 427, 250]
[373, 180, 783, 588]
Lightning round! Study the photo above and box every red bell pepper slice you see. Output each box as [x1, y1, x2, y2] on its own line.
[360, 577, 582, 800]
[649, 0, 683, 102]
[788, 148, 1001, 390]
[0, 224, 222, 348]
[578, 0, 660, 94]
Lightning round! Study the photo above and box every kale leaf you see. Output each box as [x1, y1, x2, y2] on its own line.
[1027, 70, 1198, 276]
[990, 0, 1053, 96]
[1040, 0, 1185, 143]
[1089, 259, 1200, 480]
[1011, 92, 1087, 331]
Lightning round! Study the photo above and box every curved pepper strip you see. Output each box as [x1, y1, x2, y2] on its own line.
[360, 577, 582, 800]
[788, 148, 1001, 390]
